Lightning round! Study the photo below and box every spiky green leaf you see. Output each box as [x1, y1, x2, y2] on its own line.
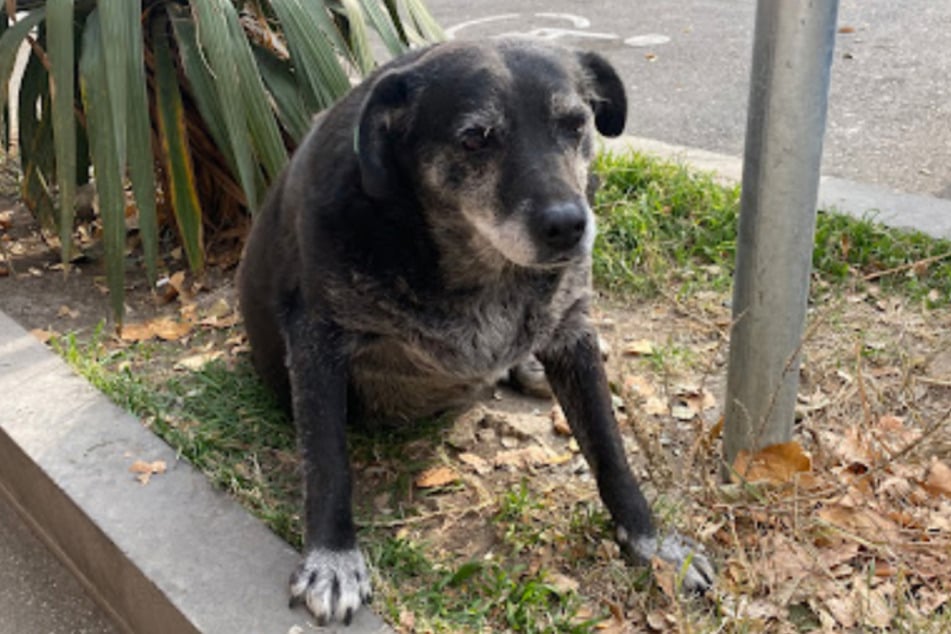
[191, 0, 264, 209]
[47, 0, 76, 264]
[252, 46, 310, 142]
[152, 11, 203, 274]
[269, 0, 352, 110]
[0, 9, 45, 115]
[220, 1, 287, 181]
[357, 0, 407, 57]
[338, 0, 375, 75]
[79, 10, 125, 322]
[19, 45, 56, 231]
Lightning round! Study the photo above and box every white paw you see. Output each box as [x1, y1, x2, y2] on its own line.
[619, 527, 715, 593]
[289, 547, 373, 625]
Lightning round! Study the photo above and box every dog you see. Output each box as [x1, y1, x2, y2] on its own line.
[237, 38, 714, 625]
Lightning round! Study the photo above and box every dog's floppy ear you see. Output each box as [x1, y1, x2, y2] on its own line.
[577, 51, 627, 137]
[356, 68, 418, 199]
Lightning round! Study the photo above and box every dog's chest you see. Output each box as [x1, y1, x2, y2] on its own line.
[350, 279, 563, 378]
[441, 291, 554, 372]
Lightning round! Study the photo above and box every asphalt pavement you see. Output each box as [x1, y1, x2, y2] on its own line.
[426, 0, 951, 199]
[0, 497, 117, 634]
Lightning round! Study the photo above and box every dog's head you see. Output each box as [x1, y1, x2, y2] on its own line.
[355, 39, 626, 269]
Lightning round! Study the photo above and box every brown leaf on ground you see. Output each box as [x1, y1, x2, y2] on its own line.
[415, 466, 458, 489]
[120, 316, 193, 342]
[29, 328, 60, 344]
[550, 405, 571, 436]
[493, 445, 561, 470]
[873, 414, 921, 454]
[676, 386, 717, 414]
[622, 339, 655, 356]
[176, 350, 225, 371]
[129, 459, 167, 485]
[817, 504, 902, 543]
[832, 426, 878, 468]
[57, 304, 79, 319]
[457, 452, 491, 475]
[623, 374, 656, 398]
[732, 441, 812, 485]
[643, 395, 669, 416]
[923, 458, 951, 498]
[651, 557, 678, 600]
[918, 586, 951, 615]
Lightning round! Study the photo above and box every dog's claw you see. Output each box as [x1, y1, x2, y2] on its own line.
[619, 527, 715, 593]
[289, 548, 372, 624]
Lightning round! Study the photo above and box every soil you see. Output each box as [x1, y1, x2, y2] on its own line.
[3, 177, 951, 631]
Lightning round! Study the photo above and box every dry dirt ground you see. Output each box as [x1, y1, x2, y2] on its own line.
[3, 185, 951, 632]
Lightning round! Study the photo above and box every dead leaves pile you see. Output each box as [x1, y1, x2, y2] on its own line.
[712, 414, 951, 630]
[115, 270, 246, 368]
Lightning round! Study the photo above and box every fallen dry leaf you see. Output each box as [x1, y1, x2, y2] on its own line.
[623, 374, 656, 398]
[817, 504, 902, 543]
[120, 316, 193, 342]
[57, 304, 79, 319]
[551, 405, 571, 436]
[129, 459, 167, 485]
[923, 458, 951, 498]
[622, 339, 655, 356]
[457, 452, 491, 475]
[493, 445, 559, 470]
[30, 328, 60, 344]
[176, 350, 225, 371]
[650, 557, 677, 600]
[643, 395, 669, 416]
[415, 466, 458, 489]
[732, 441, 812, 485]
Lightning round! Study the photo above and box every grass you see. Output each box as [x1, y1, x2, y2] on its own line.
[53, 149, 951, 632]
[592, 151, 951, 306]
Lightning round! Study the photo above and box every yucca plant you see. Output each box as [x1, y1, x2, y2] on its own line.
[0, 0, 442, 320]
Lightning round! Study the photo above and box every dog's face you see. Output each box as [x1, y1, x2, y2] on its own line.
[356, 40, 627, 269]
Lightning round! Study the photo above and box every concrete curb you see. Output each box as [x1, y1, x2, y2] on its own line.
[0, 310, 391, 634]
[603, 135, 951, 240]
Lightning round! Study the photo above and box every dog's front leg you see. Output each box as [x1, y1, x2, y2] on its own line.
[283, 311, 371, 624]
[538, 320, 715, 592]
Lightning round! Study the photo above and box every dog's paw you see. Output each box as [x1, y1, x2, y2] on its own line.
[618, 527, 715, 593]
[289, 547, 372, 625]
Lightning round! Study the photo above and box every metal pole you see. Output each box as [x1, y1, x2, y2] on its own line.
[723, 0, 839, 475]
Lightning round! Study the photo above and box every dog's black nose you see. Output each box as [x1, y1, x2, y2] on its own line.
[537, 201, 588, 252]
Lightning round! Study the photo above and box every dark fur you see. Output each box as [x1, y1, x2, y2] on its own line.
[238, 39, 712, 625]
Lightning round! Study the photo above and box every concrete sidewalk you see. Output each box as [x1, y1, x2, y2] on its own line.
[0, 496, 117, 634]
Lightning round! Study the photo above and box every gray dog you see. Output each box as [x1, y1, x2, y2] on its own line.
[238, 38, 714, 625]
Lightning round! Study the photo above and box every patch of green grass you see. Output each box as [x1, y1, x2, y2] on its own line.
[367, 534, 600, 633]
[592, 152, 740, 295]
[593, 150, 951, 306]
[53, 329, 301, 544]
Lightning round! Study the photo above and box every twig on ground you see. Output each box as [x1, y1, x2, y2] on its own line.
[862, 251, 951, 282]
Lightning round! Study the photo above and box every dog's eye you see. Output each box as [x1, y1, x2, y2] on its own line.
[557, 114, 587, 141]
[460, 126, 493, 152]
